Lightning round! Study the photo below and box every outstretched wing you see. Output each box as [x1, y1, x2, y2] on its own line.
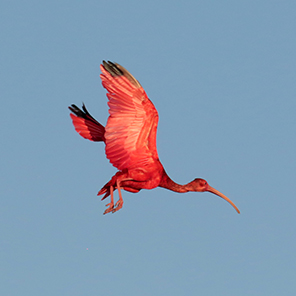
[69, 104, 105, 142]
[100, 61, 159, 171]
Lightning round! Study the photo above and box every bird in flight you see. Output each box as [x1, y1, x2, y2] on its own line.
[69, 61, 240, 215]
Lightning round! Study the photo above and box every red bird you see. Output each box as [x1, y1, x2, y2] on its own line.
[69, 61, 240, 215]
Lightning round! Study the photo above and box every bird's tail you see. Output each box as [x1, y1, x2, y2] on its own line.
[69, 104, 105, 142]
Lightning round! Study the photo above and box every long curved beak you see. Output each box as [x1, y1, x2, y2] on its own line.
[207, 185, 240, 214]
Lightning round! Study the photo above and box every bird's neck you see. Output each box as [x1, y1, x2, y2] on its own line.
[158, 170, 188, 193]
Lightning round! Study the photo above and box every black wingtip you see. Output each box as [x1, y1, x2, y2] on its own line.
[69, 104, 86, 119]
[68, 104, 79, 114]
[102, 60, 123, 77]
[68, 103, 102, 125]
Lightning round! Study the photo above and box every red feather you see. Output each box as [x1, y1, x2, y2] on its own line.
[100, 64, 159, 171]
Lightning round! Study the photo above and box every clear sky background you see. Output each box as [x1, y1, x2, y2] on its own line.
[1, 1, 295, 295]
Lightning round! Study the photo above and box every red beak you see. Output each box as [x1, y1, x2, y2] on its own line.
[207, 185, 240, 214]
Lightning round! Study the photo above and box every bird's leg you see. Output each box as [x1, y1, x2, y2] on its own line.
[112, 179, 124, 213]
[103, 185, 114, 214]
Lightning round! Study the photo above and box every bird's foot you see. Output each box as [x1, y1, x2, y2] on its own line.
[112, 200, 123, 213]
[103, 202, 114, 215]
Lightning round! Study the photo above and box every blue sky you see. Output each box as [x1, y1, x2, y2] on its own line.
[1, 0, 296, 295]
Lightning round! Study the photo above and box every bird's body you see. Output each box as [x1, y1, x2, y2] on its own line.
[69, 61, 240, 214]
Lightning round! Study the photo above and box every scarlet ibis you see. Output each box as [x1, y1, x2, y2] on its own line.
[69, 61, 240, 214]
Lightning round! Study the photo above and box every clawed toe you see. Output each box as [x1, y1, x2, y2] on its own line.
[102, 181, 124, 214]
[103, 203, 114, 215]
[112, 200, 123, 213]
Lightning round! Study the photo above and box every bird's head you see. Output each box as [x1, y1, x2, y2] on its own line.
[185, 178, 209, 192]
[186, 178, 240, 214]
